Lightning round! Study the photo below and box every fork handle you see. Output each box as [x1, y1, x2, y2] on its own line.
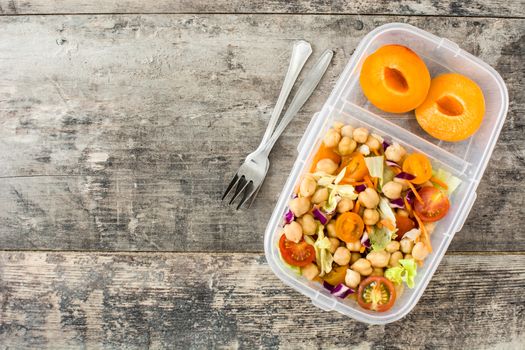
[257, 40, 312, 150]
[262, 49, 333, 155]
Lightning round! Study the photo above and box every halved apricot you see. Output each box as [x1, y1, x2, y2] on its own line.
[415, 73, 485, 142]
[359, 45, 431, 113]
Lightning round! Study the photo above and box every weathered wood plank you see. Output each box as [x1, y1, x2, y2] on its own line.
[0, 0, 523, 17]
[0, 15, 523, 252]
[0, 252, 523, 349]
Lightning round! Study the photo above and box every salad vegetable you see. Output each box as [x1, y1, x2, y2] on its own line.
[278, 122, 455, 312]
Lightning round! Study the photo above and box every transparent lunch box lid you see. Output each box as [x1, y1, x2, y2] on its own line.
[264, 23, 508, 324]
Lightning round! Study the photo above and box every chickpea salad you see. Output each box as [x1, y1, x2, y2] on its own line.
[279, 122, 461, 312]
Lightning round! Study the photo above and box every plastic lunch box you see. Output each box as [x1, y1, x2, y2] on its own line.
[263, 23, 508, 324]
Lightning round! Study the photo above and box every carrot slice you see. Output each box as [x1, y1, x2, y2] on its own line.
[413, 212, 432, 252]
[364, 175, 374, 189]
[380, 219, 395, 231]
[366, 225, 373, 234]
[403, 196, 413, 216]
[430, 176, 449, 190]
[391, 166, 401, 175]
[407, 181, 424, 204]
[373, 177, 378, 189]
[372, 148, 381, 156]
[353, 200, 361, 214]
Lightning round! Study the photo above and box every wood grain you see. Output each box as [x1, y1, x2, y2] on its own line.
[0, 15, 523, 252]
[0, 0, 523, 17]
[0, 251, 523, 349]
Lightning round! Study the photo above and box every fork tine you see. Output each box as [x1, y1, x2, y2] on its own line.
[222, 173, 239, 200]
[246, 183, 262, 209]
[236, 181, 255, 210]
[229, 175, 249, 205]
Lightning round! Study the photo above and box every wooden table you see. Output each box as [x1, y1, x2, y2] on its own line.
[0, 1, 523, 348]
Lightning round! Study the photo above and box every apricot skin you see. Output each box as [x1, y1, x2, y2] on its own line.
[359, 45, 431, 114]
[415, 73, 485, 142]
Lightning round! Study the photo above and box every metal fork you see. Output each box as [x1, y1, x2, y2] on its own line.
[222, 48, 334, 209]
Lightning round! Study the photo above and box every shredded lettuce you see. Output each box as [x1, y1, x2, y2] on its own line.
[327, 184, 358, 199]
[322, 190, 340, 213]
[277, 242, 302, 275]
[317, 175, 336, 187]
[433, 168, 462, 195]
[378, 197, 396, 226]
[385, 259, 418, 288]
[279, 251, 302, 275]
[382, 165, 396, 188]
[334, 167, 346, 185]
[369, 226, 391, 251]
[305, 225, 333, 276]
[364, 156, 384, 182]
[403, 228, 421, 242]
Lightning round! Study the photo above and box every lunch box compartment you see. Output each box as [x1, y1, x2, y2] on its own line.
[264, 23, 508, 324]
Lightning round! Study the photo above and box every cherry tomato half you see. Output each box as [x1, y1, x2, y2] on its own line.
[402, 153, 433, 185]
[335, 212, 364, 243]
[357, 276, 396, 312]
[310, 143, 341, 173]
[322, 264, 349, 286]
[279, 235, 316, 267]
[414, 186, 450, 222]
[394, 214, 416, 241]
[338, 152, 369, 183]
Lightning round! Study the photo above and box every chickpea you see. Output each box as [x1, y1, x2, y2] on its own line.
[400, 239, 414, 254]
[326, 220, 337, 238]
[366, 250, 390, 268]
[316, 158, 338, 174]
[358, 188, 380, 209]
[382, 181, 403, 200]
[312, 188, 329, 204]
[284, 221, 303, 243]
[353, 127, 369, 144]
[385, 142, 406, 163]
[299, 214, 317, 235]
[323, 128, 341, 148]
[350, 252, 361, 264]
[333, 247, 351, 266]
[329, 238, 341, 254]
[394, 177, 409, 191]
[365, 135, 381, 151]
[371, 133, 384, 144]
[299, 176, 317, 197]
[345, 269, 361, 288]
[333, 121, 344, 131]
[341, 125, 354, 138]
[351, 258, 373, 276]
[346, 240, 362, 252]
[404, 253, 413, 260]
[337, 197, 354, 213]
[370, 267, 384, 277]
[386, 240, 400, 253]
[363, 208, 380, 225]
[302, 263, 319, 281]
[412, 242, 430, 261]
[397, 209, 409, 217]
[289, 197, 310, 217]
[389, 251, 403, 267]
[338, 136, 357, 156]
